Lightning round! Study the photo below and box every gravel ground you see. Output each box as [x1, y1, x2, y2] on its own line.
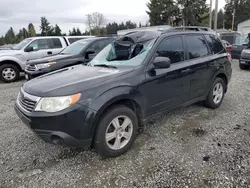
[0, 61, 250, 188]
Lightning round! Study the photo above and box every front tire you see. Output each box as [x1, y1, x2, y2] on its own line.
[94, 105, 138, 157]
[0, 64, 20, 83]
[204, 78, 225, 109]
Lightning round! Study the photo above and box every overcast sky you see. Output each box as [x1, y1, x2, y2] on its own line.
[0, 0, 225, 36]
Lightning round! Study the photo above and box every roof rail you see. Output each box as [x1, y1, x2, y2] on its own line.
[163, 26, 214, 33]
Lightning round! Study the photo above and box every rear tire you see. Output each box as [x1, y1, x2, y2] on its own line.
[94, 105, 138, 157]
[204, 78, 225, 109]
[239, 63, 248, 70]
[0, 64, 20, 83]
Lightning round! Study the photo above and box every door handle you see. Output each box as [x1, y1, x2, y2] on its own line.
[47, 51, 52, 55]
[181, 68, 191, 74]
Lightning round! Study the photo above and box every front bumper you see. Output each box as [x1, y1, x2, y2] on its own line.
[239, 58, 250, 65]
[14, 102, 97, 149]
[25, 67, 51, 79]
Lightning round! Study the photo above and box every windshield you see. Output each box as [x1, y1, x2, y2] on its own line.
[12, 39, 32, 50]
[90, 38, 156, 67]
[61, 39, 93, 54]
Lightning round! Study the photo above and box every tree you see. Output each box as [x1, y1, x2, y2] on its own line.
[125, 20, 137, 29]
[54, 24, 62, 36]
[5, 27, 16, 44]
[28, 23, 36, 37]
[76, 28, 82, 35]
[139, 22, 142, 28]
[217, 9, 225, 29]
[85, 12, 106, 35]
[178, 0, 208, 26]
[22, 28, 29, 38]
[118, 22, 126, 30]
[0, 36, 5, 45]
[40, 17, 53, 36]
[146, 0, 178, 26]
[224, 0, 250, 30]
[106, 22, 119, 34]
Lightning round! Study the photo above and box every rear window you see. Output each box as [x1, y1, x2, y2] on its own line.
[51, 38, 62, 48]
[186, 35, 209, 59]
[204, 35, 226, 54]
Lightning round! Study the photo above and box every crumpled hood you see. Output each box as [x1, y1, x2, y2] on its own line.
[27, 54, 73, 65]
[23, 65, 133, 97]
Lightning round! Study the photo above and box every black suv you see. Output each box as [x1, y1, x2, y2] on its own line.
[25, 37, 114, 80]
[15, 30, 232, 157]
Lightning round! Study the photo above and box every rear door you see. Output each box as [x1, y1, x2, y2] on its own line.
[183, 34, 212, 100]
[49, 38, 64, 55]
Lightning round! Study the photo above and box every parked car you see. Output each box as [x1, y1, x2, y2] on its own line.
[0, 36, 94, 83]
[15, 30, 232, 157]
[231, 36, 249, 59]
[25, 37, 114, 80]
[239, 47, 250, 70]
[222, 40, 232, 53]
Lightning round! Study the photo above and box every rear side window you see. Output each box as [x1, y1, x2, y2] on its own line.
[50, 38, 62, 48]
[204, 35, 226, 54]
[156, 36, 185, 64]
[186, 35, 209, 59]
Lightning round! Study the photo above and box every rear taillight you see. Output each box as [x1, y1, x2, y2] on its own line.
[227, 46, 232, 53]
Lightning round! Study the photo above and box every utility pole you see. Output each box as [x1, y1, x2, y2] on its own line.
[214, 0, 219, 30]
[209, 0, 213, 28]
[232, 8, 236, 30]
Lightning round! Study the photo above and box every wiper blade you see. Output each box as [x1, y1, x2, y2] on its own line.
[94, 64, 117, 69]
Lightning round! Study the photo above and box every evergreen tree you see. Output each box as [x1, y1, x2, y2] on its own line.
[217, 9, 225, 29]
[72, 28, 77, 36]
[22, 28, 29, 38]
[118, 22, 126, 30]
[146, 0, 178, 26]
[224, 0, 250, 30]
[125, 20, 137, 29]
[177, 0, 208, 26]
[106, 22, 119, 34]
[76, 28, 82, 35]
[5, 27, 16, 44]
[40, 17, 53, 36]
[54, 24, 62, 36]
[28, 23, 36, 37]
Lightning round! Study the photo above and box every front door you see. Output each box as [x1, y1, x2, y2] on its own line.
[23, 39, 55, 61]
[144, 36, 192, 116]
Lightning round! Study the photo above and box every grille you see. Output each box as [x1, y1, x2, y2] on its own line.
[26, 64, 37, 72]
[17, 90, 39, 113]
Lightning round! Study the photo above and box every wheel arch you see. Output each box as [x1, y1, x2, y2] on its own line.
[0, 60, 22, 71]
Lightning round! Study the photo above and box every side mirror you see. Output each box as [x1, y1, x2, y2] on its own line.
[153, 57, 171, 69]
[25, 46, 34, 52]
[85, 49, 95, 59]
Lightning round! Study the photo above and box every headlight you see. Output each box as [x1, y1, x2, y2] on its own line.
[35, 93, 81, 112]
[36, 62, 56, 69]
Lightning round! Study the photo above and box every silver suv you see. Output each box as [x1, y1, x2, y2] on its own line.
[0, 36, 94, 83]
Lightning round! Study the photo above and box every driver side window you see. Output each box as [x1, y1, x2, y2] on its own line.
[26, 39, 52, 51]
[156, 36, 185, 64]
